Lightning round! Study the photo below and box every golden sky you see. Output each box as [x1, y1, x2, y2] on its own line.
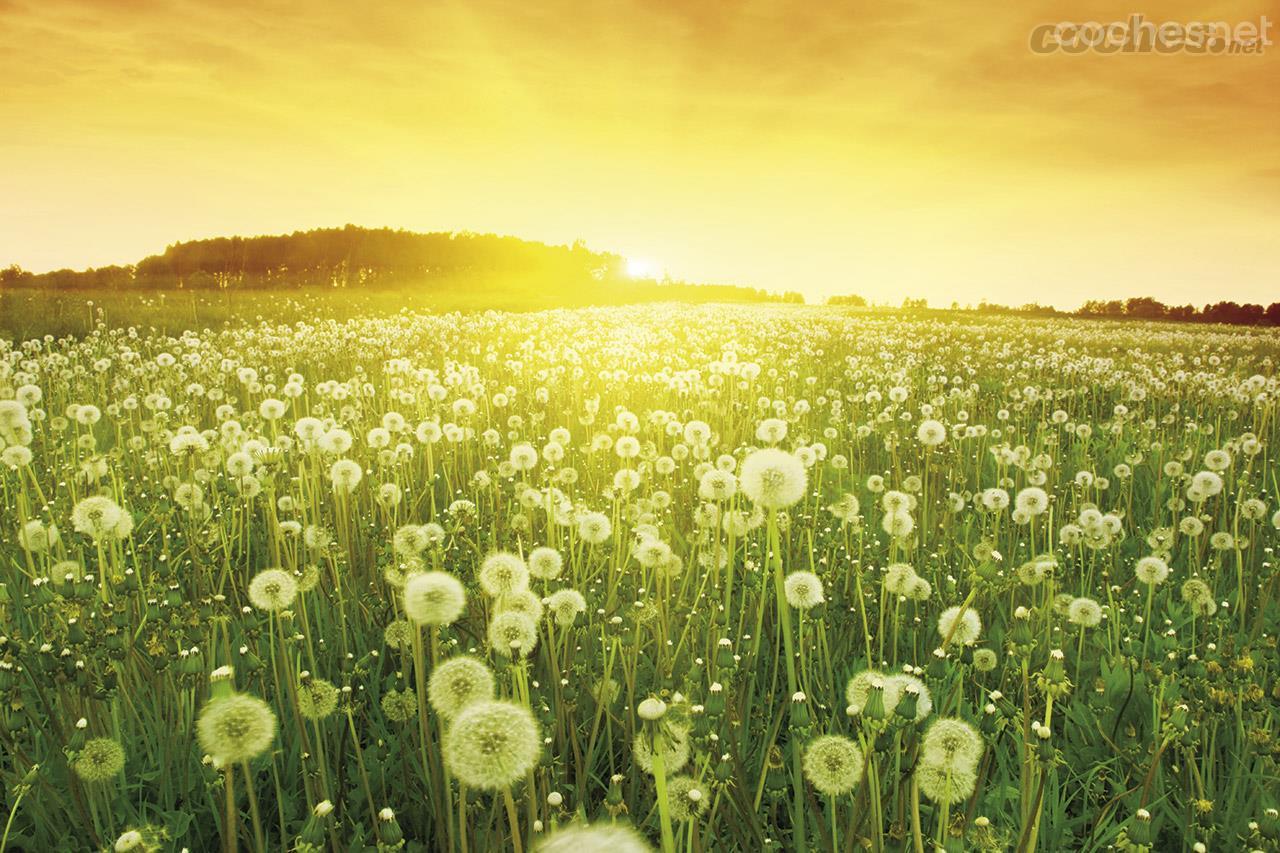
[1, 0, 1277, 307]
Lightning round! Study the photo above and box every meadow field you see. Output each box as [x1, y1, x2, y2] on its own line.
[1, 304, 1278, 852]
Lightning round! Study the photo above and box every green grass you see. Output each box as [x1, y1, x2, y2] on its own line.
[0, 304, 1277, 852]
[0, 284, 584, 340]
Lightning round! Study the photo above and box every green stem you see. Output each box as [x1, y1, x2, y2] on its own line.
[769, 511, 807, 853]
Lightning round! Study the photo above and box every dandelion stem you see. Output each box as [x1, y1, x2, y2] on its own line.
[239, 761, 267, 853]
[502, 787, 524, 853]
[223, 766, 238, 853]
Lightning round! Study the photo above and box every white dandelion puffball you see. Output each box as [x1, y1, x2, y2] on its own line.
[845, 670, 898, 715]
[248, 569, 298, 612]
[1067, 597, 1103, 627]
[197, 693, 278, 766]
[1135, 555, 1170, 586]
[329, 459, 363, 493]
[404, 571, 467, 626]
[937, 605, 982, 646]
[442, 700, 541, 790]
[527, 546, 564, 580]
[71, 495, 125, 542]
[427, 656, 496, 720]
[488, 610, 538, 658]
[1014, 487, 1049, 516]
[803, 734, 865, 796]
[479, 551, 531, 597]
[920, 717, 984, 771]
[536, 823, 654, 853]
[916, 419, 946, 447]
[739, 448, 807, 510]
[783, 571, 825, 610]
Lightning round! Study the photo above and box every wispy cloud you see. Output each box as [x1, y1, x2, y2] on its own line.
[1, 0, 1277, 307]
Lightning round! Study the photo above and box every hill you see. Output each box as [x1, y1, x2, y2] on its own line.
[0, 225, 803, 306]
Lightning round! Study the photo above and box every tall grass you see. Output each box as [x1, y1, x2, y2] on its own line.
[0, 304, 1277, 852]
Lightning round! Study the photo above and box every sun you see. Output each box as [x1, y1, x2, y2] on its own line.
[624, 257, 660, 279]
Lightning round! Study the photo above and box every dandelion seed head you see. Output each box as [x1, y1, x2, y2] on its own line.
[536, 823, 654, 853]
[547, 588, 587, 627]
[666, 775, 709, 821]
[884, 563, 917, 596]
[1135, 556, 1170, 586]
[72, 737, 126, 783]
[443, 700, 540, 790]
[428, 656, 495, 720]
[488, 610, 538, 658]
[1067, 597, 1103, 627]
[71, 495, 125, 541]
[527, 546, 564, 580]
[197, 693, 277, 766]
[917, 760, 978, 804]
[938, 606, 982, 646]
[632, 727, 691, 775]
[783, 571, 825, 610]
[297, 677, 339, 720]
[381, 688, 418, 722]
[479, 551, 530, 597]
[921, 717, 984, 770]
[802, 734, 865, 796]
[404, 571, 467, 626]
[739, 448, 807, 510]
[247, 569, 298, 613]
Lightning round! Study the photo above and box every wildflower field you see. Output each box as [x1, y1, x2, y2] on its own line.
[2, 304, 1279, 853]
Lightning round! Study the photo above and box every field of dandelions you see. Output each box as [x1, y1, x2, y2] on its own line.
[1, 304, 1279, 853]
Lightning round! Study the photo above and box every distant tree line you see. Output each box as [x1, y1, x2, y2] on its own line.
[1, 226, 802, 306]
[4, 231, 1265, 322]
[826, 294, 868, 307]
[824, 293, 1280, 328]
[1074, 297, 1280, 326]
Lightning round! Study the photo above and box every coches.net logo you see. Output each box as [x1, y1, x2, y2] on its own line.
[1029, 13, 1272, 55]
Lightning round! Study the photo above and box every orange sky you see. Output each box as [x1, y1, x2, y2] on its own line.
[1, 0, 1277, 307]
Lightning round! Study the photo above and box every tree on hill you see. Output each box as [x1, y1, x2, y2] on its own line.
[827, 294, 868, 307]
[0, 226, 796, 307]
